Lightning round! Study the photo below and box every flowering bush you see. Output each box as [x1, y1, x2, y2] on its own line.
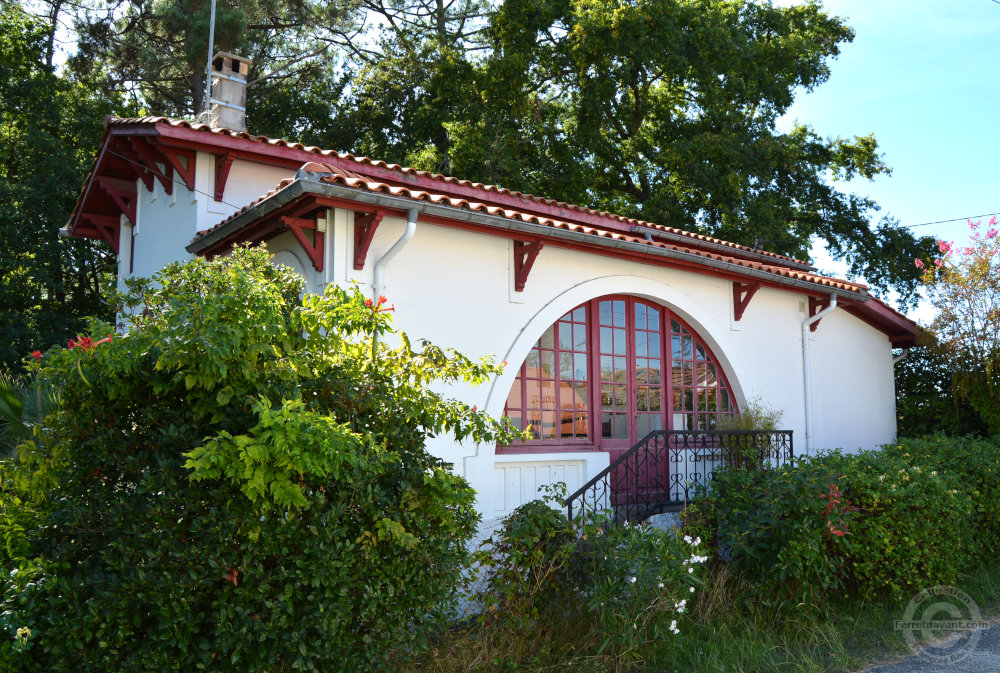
[582, 521, 706, 662]
[0, 247, 517, 673]
[915, 217, 1000, 432]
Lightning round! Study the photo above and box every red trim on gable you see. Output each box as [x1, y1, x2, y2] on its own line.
[513, 240, 544, 292]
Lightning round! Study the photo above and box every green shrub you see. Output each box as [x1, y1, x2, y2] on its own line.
[581, 520, 706, 663]
[0, 247, 516, 673]
[709, 449, 978, 607]
[883, 435, 1000, 558]
[471, 484, 577, 631]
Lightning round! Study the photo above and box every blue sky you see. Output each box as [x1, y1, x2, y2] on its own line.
[776, 0, 1000, 320]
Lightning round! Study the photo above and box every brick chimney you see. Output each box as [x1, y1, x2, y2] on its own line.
[206, 52, 250, 131]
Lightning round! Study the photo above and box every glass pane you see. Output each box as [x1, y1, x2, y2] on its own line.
[574, 353, 588, 381]
[707, 388, 717, 413]
[635, 302, 646, 325]
[559, 381, 575, 408]
[682, 336, 693, 359]
[649, 388, 661, 411]
[636, 414, 650, 437]
[683, 362, 694, 386]
[526, 348, 539, 369]
[720, 390, 731, 413]
[635, 331, 647, 357]
[526, 411, 541, 438]
[649, 335, 660, 357]
[526, 380, 542, 409]
[671, 319, 681, 333]
[696, 414, 708, 430]
[707, 415, 718, 429]
[561, 311, 572, 321]
[696, 342, 706, 361]
[635, 359, 648, 383]
[600, 326, 613, 352]
[614, 385, 627, 411]
[614, 357, 627, 379]
[601, 355, 614, 381]
[559, 322, 573, 350]
[573, 306, 585, 322]
[573, 324, 588, 351]
[647, 306, 660, 331]
[650, 414, 663, 431]
[697, 389, 708, 412]
[540, 325, 555, 349]
[696, 363, 708, 386]
[613, 328, 626, 355]
[560, 352, 573, 379]
[601, 412, 613, 438]
[636, 387, 648, 411]
[672, 390, 682, 412]
[573, 382, 589, 410]
[540, 350, 555, 379]
[601, 383, 613, 409]
[673, 413, 686, 430]
[575, 413, 589, 438]
[599, 301, 612, 326]
[614, 413, 628, 438]
[672, 334, 682, 359]
[672, 364, 682, 388]
[559, 411, 575, 438]
[683, 389, 694, 410]
[506, 379, 522, 408]
[613, 300, 626, 327]
[506, 410, 522, 431]
[647, 366, 660, 385]
[541, 411, 556, 439]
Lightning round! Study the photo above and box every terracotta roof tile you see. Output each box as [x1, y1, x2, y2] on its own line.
[108, 116, 810, 266]
[193, 162, 867, 294]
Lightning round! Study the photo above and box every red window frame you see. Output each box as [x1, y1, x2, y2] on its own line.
[500, 295, 738, 453]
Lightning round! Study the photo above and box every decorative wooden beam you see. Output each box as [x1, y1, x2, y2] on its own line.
[112, 138, 153, 191]
[513, 240, 544, 292]
[157, 145, 196, 191]
[280, 215, 324, 271]
[808, 296, 830, 332]
[214, 152, 234, 202]
[732, 281, 761, 321]
[80, 213, 120, 253]
[128, 137, 173, 194]
[95, 176, 137, 225]
[354, 210, 384, 270]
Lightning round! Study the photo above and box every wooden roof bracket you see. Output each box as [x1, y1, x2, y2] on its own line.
[808, 296, 831, 332]
[280, 215, 325, 271]
[514, 239, 544, 292]
[214, 152, 234, 202]
[95, 177, 137, 225]
[156, 145, 196, 191]
[732, 281, 761, 321]
[354, 209, 385, 270]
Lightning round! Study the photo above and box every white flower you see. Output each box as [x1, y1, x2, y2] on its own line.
[683, 535, 693, 544]
[670, 619, 680, 635]
[628, 576, 636, 584]
[674, 599, 687, 613]
[657, 582, 664, 588]
[689, 586, 695, 593]
[688, 567, 694, 573]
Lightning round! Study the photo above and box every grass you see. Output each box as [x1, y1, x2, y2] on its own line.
[405, 561, 1000, 673]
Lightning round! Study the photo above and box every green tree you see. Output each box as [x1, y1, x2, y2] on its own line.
[0, 1, 119, 375]
[893, 346, 987, 437]
[2, 247, 516, 671]
[915, 217, 1000, 433]
[441, 0, 936, 302]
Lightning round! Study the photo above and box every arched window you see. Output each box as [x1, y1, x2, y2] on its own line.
[502, 296, 737, 453]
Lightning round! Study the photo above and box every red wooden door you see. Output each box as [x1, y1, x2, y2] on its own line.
[593, 298, 669, 504]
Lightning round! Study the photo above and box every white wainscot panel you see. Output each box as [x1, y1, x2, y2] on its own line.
[492, 459, 585, 516]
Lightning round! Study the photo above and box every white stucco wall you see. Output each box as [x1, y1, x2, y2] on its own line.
[118, 161, 901, 522]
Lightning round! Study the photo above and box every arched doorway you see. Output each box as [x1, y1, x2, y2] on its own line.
[501, 295, 738, 463]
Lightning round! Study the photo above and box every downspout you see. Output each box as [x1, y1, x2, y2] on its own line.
[373, 207, 419, 302]
[801, 293, 838, 454]
[892, 348, 910, 365]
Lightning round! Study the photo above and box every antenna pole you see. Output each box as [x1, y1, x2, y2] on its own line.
[204, 0, 217, 112]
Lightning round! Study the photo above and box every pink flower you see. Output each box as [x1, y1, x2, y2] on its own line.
[364, 298, 374, 308]
[969, 219, 980, 230]
[31, 350, 41, 361]
[914, 258, 925, 270]
[963, 247, 973, 256]
[937, 240, 952, 255]
[934, 258, 944, 267]
[377, 295, 387, 306]
[987, 228, 998, 240]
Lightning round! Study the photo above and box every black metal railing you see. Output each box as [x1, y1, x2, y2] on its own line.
[564, 430, 793, 524]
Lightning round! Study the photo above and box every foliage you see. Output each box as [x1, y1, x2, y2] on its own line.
[0, 2, 121, 375]
[883, 435, 1000, 559]
[710, 447, 980, 607]
[1, 247, 517, 672]
[581, 522, 706, 663]
[0, 374, 60, 458]
[915, 217, 1000, 432]
[893, 347, 987, 437]
[719, 396, 784, 469]
[470, 484, 577, 631]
